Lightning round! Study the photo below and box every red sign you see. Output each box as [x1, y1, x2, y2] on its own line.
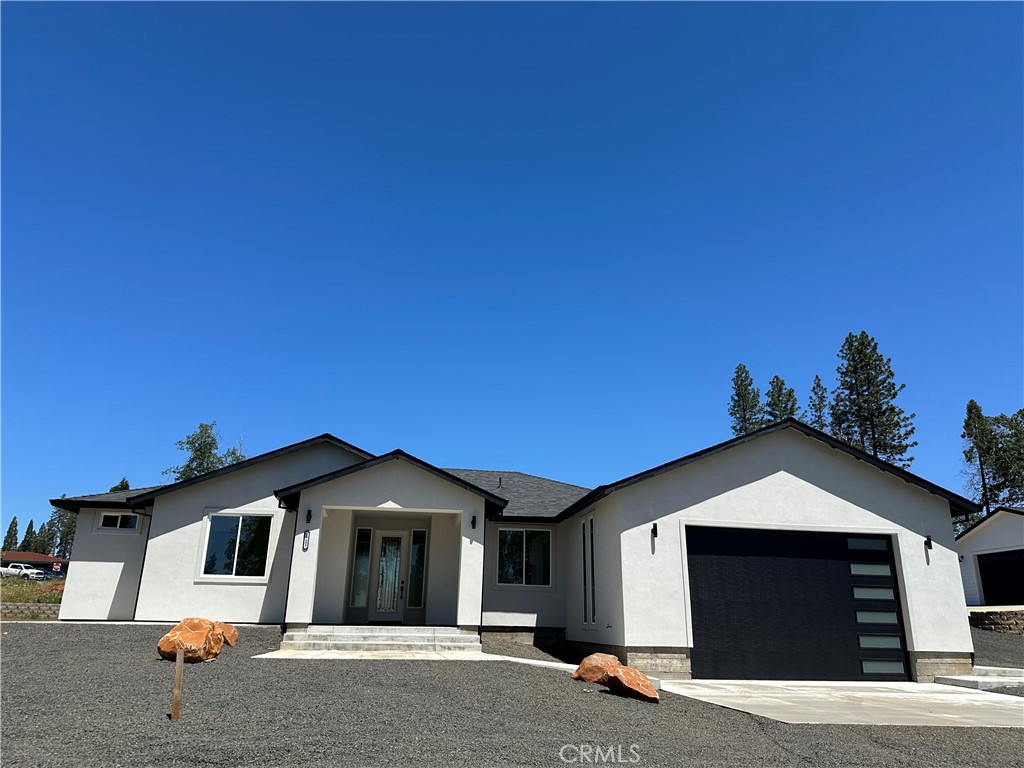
[52, 563, 61, 572]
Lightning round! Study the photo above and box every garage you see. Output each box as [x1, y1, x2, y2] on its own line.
[686, 526, 909, 681]
[978, 549, 1024, 605]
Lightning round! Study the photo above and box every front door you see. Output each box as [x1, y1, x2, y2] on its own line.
[369, 530, 408, 622]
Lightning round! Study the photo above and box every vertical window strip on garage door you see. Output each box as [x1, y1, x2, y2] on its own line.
[848, 535, 909, 678]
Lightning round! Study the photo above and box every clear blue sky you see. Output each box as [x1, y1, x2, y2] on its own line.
[2, 3, 1021, 534]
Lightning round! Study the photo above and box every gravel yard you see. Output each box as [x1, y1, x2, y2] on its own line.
[2, 623, 1023, 768]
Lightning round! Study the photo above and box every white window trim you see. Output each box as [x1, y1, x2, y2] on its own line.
[194, 508, 276, 585]
[495, 526, 554, 590]
[93, 512, 142, 534]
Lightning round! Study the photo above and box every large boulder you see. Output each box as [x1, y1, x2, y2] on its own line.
[158, 617, 225, 663]
[571, 652, 659, 703]
[571, 653, 622, 683]
[602, 664, 659, 703]
[215, 621, 239, 648]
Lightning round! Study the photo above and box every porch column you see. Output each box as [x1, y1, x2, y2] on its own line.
[284, 504, 320, 626]
[456, 506, 486, 627]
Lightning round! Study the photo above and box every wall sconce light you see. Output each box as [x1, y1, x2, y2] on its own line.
[306, 510, 312, 525]
[471, 515, 477, 529]
[924, 535, 933, 550]
[652, 523, 658, 538]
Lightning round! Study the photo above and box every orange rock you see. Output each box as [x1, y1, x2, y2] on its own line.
[603, 664, 659, 703]
[571, 653, 622, 683]
[157, 617, 224, 663]
[215, 621, 239, 647]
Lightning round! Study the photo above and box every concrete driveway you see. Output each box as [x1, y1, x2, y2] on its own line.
[661, 679, 1024, 727]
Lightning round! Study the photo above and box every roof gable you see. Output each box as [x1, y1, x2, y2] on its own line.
[274, 450, 510, 512]
[955, 506, 1024, 541]
[556, 418, 979, 521]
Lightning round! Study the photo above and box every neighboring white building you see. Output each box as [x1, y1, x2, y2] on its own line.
[54, 419, 978, 682]
[955, 506, 1024, 606]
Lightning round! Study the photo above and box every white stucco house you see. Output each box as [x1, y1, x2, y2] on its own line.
[955, 506, 1024, 606]
[54, 418, 979, 682]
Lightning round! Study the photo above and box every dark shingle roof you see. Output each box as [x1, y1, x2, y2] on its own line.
[50, 485, 166, 512]
[444, 469, 590, 520]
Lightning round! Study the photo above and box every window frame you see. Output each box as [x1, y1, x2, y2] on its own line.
[195, 509, 276, 585]
[406, 528, 429, 609]
[349, 526, 374, 608]
[94, 512, 141, 534]
[582, 515, 597, 626]
[495, 526, 554, 589]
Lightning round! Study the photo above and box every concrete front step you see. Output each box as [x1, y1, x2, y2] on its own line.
[286, 635, 481, 645]
[304, 625, 479, 636]
[934, 675, 1024, 690]
[281, 625, 482, 653]
[280, 640, 484, 652]
[973, 666, 1024, 678]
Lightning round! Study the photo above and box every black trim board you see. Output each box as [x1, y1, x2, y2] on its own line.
[274, 450, 510, 513]
[551, 418, 980, 522]
[123, 434, 376, 507]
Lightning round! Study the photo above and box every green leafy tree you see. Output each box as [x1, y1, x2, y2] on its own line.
[764, 375, 800, 422]
[989, 409, 1024, 507]
[47, 495, 78, 559]
[728, 364, 767, 436]
[806, 375, 829, 432]
[829, 331, 917, 467]
[3, 517, 18, 552]
[109, 477, 130, 492]
[17, 520, 36, 552]
[164, 421, 247, 482]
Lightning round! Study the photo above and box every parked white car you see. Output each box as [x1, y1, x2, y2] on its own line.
[0, 563, 46, 580]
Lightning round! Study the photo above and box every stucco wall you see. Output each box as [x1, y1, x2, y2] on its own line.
[60, 508, 151, 620]
[614, 428, 973, 655]
[481, 519, 563, 628]
[284, 459, 485, 627]
[132, 443, 364, 623]
[956, 512, 1024, 605]
[563, 497, 624, 647]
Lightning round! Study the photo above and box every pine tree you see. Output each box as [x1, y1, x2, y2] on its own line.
[989, 409, 1024, 507]
[728, 364, 766, 436]
[33, 521, 54, 555]
[164, 422, 247, 481]
[807, 375, 829, 432]
[48, 495, 78, 559]
[962, 400, 997, 515]
[109, 477, 130, 492]
[764, 375, 800, 422]
[18, 520, 36, 552]
[829, 331, 917, 467]
[3, 517, 18, 552]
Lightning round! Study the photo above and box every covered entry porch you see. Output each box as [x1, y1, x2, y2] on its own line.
[275, 450, 507, 629]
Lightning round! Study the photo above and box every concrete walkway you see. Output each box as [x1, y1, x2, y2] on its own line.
[660, 679, 1024, 727]
[253, 647, 581, 673]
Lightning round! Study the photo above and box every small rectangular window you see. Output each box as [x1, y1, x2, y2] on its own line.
[847, 537, 888, 550]
[850, 563, 891, 577]
[857, 610, 898, 624]
[862, 660, 905, 674]
[350, 528, 372, 607]
[582, 522, 588, 624]
[99, 513, 138, 531]
[853, 586, 895, 601]
[859, 634, 902, 649]
[202, 514, 272, 578]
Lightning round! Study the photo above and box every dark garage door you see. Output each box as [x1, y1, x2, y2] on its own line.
[686, 527, 909, 681]
[978, 549, 1024, 605]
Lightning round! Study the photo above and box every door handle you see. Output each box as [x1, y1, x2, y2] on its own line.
[400, 580, 405, 600]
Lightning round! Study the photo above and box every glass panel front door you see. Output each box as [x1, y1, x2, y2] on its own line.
[369, 531, 407, 621]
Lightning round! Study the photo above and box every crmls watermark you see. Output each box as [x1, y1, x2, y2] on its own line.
[559, 744, 641, 764]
